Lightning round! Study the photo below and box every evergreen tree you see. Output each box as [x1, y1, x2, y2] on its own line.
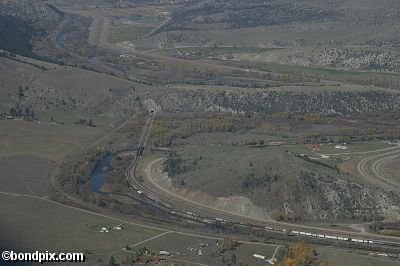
[231, 253, 237, 265]
[9, 107, 15, 116]
[18, 86, 24, 100]
[109, 256, 116, 266]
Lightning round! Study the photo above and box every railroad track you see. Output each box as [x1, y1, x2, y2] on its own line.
[125, 112, 400, 250]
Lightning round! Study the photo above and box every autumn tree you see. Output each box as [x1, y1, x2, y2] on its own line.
[278, 241, 328, 266]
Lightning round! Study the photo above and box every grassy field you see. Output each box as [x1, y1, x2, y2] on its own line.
[109, 24, 155, 43]
[0, 155, 55, 196]
[286, 141, 392, 156]
[169, 144, 340, 196]
[0, 120, 106, 160]
[264, 62, 400, 89]
[380, 158, 400, 181]
[154, 46, 282, 55]
[132, 232, 277, 266]
[317, 246, 400, 266]
[0, 193, 165, 264]
[0, 193, 279, 266]
[37, 110, 114, 127]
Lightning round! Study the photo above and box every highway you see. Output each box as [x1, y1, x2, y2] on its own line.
[125, 112, 400, 251]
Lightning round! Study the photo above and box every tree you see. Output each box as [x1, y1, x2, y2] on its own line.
[9, 107, 16, 117]
[109, 256, 116, 266]
[230, 253, 237, 265]
[278, 241, 327, 266]
[24, 107, 30, 120]
[17, 86, 24, 100]
[87, 118, 94, 127]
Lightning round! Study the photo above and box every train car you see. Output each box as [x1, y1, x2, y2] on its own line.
[265, 226, 274, 230]
[162, 203, 171, 209]
[249, 224, 264, 230]
[325, 235, 338, 240]
[317, 234, 325, 238]
[351, 238, 365, 243]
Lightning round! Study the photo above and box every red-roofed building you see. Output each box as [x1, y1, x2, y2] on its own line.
[311, 144, 320, 152]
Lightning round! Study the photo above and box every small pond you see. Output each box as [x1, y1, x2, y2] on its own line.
[90, 154, 113, 192]
[56, 32, 69, 47]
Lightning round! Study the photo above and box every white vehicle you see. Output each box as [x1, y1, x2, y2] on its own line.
[159, 251, 170, 256]
[253, 254, 266, 260]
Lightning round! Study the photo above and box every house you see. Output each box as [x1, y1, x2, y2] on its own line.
[335, 144, 348, 150]
[311, 143, 320, 152]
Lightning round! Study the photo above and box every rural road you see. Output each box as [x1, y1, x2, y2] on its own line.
[356, 146, 400, 191]
[140, 156, 400, 242]
[123, 113, 400, 246]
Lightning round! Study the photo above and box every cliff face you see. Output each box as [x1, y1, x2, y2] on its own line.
[252, 171, 399, 221]
[147, 88, 400, 116]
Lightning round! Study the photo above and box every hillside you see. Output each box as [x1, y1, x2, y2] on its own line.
[164, 138, 400, 222]
[154, 0, 400, 45]
[0, 0, 63, 58]
[0, 55, 147, 117]
[0, 16, 43, 57]
[147, 86, 400, 116]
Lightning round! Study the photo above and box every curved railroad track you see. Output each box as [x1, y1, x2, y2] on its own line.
[126, 113, 400, 248]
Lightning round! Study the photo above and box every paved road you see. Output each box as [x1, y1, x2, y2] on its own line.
[141, 156, 400, 242]
[356, 146, 400, 191]
[50, 5, 400, 249]
[125, 114, 400, 247]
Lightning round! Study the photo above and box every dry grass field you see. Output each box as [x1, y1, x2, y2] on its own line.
[317, 246, 400, 266]
[0, 193, 165, 264]
[0, 120, 106, 160]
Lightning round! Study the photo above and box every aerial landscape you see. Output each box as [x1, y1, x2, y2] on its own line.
[1, 0, 400, 265]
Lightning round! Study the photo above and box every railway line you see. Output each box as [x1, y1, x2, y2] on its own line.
[124, 112, 400, 253]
